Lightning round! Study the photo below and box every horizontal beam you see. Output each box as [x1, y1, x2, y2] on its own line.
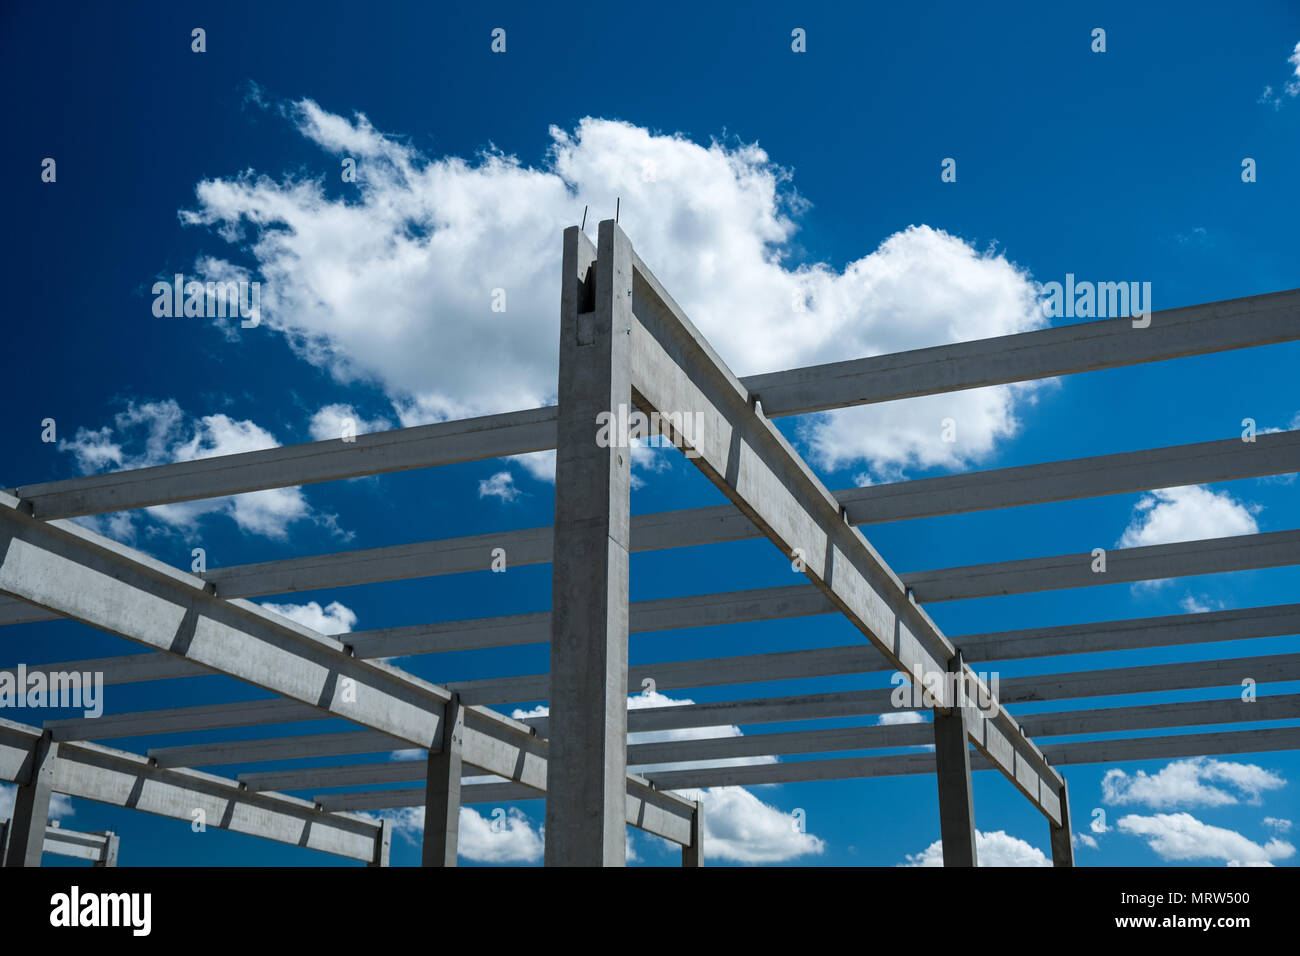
[9, 407, 559, 520]
[42, 825, 115, 863]
[230, 693, 1299, 793]
[10, 289, 1296, 521]
[148, 730, 405, 768]
[4, 431, 1295, 627]
[908, 529, 1300, 603]
[11, 596, 1299, 698]
[741, 287, 1300, 416]
[316, 725, 1300, 809]
[519, 653, 1300, 735]
[0, 717, 382, 862]
[0, 494, 695, 843]
[644, 726, 1300, 789]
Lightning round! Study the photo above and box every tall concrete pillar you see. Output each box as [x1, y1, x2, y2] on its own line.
[544, 220, 633, 867]
[96, 832, 120, 867]
[422, 694, 463, 867]
[3, 732, 58, 867]
[369, 819, 392, 868]
[681, 800, 704, 867]
[1050, 781, 1074, 867]
[933, 653, 977, 867]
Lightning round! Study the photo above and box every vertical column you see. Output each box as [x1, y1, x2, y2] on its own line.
[370, 819, 392, 868]
[3, 731, 58, 867]
[545, 220, 634, 867]
[96, 832, 120, 868]
[933, 653, 977, 867]
[1050, 781, 1074, 867]
[681, 799, 704, 867]
[422, 694, 464, 867]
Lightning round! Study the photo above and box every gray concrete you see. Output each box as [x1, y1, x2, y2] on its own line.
[3, 731, 58, 867]
[422, 695, 463, 867]
[545, 222, 633, 866]
[682, 800, 703, 867]
[624, 235, 1062, 820]
[741, 287, 1300, 415]
[933, 654, 977, 867]
[11, 406, 558, 520]
[1050, 783, 1074, 867]
[371, 819, 392, 868]
[13, 425, 1291, 631]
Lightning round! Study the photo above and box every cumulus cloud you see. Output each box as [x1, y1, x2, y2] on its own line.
[58, 399, 343, 541]
[477, 471, 521, 502]
[673, 786, 825, 864]
[1074, 832, 1099, 850]
[457, 806, 544, 863]
[1118, 486, 1260, 549]
[511, 692, 821, 863]
[1179, 593, 1225, 614]
[902, 829, 1051, 867]
[179, 101, 1050, 483]
[1118, 813, 1295, 866]
[1263, 817, 1292, 832]
[1101, 758, 1286, 809]
[307, 403, 391, 442]
[258, 599, 357, 635]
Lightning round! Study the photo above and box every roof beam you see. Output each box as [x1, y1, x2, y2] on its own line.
[0, 494, 696, 843]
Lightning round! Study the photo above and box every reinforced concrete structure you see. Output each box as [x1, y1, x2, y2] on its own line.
[1, 221, 1297, 866]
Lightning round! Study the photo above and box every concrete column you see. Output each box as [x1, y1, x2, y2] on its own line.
[421, 694, 463, 867]
[0, 820, 8, 865]
[681, 800, 704, 867]
[369, 819, 392, 868]
[544, 220, 633, 867]
[96, 832, 120, 868]
[1050, 781, 1074, 867]
[933, 653, 977, 867]
[3, 732, 58, 867]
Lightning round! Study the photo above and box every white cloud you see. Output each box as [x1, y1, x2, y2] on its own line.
[512, 692, 821, 863]
[1074, 832, 1099, 850]
[672, 786, 825, 864]
[477, 471, 521, 502]
[1101, 758, 1286, 809]
[180, 103, 1050, 482]
[1118, 812, 1295, 866]
[374, 805, 545, 864]
[59, 399, 343, 541]
[1118, 486, 1259, 549]
[903, 829, 1051, 867]
[1179, 593, 1224, 614]
[307, 403, 391, 442]
[1263, 817, 1292, 832]
[1289, 40, 1300, 95]
[877, 711, 926, 725]
[457, 806, 544, 863]
[258, 599, 357, 635]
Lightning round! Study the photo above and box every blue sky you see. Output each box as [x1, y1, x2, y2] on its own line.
[1, 0, 1298, 866]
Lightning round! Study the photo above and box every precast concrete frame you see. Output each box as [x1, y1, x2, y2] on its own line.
[0, 220, 1297, 867]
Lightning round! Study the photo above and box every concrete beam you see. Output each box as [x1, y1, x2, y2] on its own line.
[10, 407, 559, 520]
[0, 494, 695, 844]
[42, 825, 119, 866]
[622, 231, 1061, 820]
[907, 529, 1300, 602]
[682, 800, 703, 868]
[741, 287, 1300, 416]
